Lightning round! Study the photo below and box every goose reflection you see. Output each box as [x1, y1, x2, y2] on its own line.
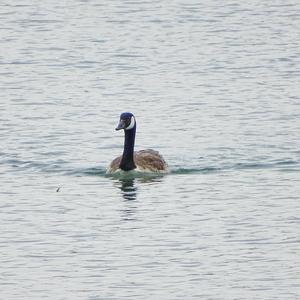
[112, 175, 164, 201]
[113, 178, 137, 221]
[118, 178, 137, 201]
[110, 176, 165, 221]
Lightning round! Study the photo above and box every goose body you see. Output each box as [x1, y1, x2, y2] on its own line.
[106, 112, 169, 174]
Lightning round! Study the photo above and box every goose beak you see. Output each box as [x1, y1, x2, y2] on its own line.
[115, 119, 125, 131]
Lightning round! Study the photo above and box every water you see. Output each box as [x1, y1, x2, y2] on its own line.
[1, 1, 300, 299]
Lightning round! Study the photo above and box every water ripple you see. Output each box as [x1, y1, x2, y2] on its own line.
[1, 1, 300, 299]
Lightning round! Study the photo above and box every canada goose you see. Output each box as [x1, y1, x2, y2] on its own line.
[106, 112, 169, 174]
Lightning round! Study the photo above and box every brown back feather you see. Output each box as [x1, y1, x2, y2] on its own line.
[134, 149, 168, 172]
[108, 149, 168, 173]
[108, 155, 122, 172]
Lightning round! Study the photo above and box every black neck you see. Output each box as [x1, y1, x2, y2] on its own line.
[120, 126, 136, 171]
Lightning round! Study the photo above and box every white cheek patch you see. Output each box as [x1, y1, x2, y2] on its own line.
[126, 116, 135, 130]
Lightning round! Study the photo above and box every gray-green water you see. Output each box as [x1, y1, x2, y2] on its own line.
[1, 1, 300, 299]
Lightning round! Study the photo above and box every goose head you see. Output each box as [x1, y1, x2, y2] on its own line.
[115, 112, 136, 131]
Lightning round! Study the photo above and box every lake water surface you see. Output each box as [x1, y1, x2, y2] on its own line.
[1, 1, 300, 299]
